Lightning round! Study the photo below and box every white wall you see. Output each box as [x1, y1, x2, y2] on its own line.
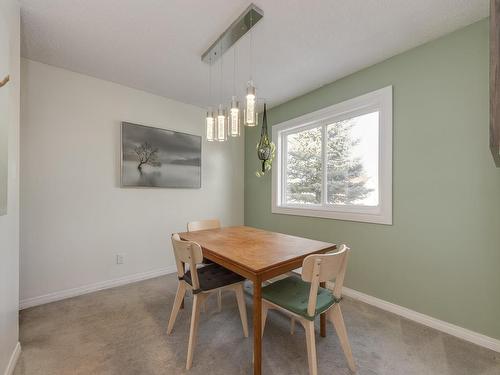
[20, 59, 244, 304]
[0, 0, 20, 374]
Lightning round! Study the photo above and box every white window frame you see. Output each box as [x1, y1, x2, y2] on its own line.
[272, 86, 393, 225]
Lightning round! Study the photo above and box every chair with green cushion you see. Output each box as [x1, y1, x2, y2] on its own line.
[261, 245, 356, 375]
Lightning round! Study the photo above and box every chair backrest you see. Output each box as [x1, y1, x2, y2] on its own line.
[171, 233, 204, 289]
[187, 219, 221, 232]
[301, 245, 350, 316]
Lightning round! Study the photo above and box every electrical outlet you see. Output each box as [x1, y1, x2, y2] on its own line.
[116, 253, 125, 265]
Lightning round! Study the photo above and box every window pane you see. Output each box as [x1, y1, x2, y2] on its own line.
[285, 126, 322, 204]
[327, 112, 379, 206]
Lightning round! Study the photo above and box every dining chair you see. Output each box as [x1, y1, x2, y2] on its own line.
[187, 219, 223, 311]
[167, 233, 249, 370]
[261, 245, 356, 375]
[187, 218, 221, 232]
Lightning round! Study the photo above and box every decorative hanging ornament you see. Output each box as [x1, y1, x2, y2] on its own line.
[256, 103, 275, 177]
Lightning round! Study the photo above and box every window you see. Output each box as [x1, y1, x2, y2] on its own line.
[272, 86, 392, 224]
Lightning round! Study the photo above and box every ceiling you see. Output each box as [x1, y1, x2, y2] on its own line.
[20, 0, 489, 109]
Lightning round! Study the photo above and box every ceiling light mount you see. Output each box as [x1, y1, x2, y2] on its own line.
[201, 4, 264, 65]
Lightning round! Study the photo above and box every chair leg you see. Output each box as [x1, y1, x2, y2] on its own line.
[234, 285, 249, 337]
[186, 294, 204, 370]
[218, 289, 222, 312]
[290, 317, 296, 335]
[303, 320, 318, 375]
[329, 305, 356, 372]
[261, 302, 269, 337]
[167, 282, 186, 335]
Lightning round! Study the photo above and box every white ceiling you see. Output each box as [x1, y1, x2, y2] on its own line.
[20, 0, 488, 109]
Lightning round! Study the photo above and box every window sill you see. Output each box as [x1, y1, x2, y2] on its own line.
[272, 205, 392, 225]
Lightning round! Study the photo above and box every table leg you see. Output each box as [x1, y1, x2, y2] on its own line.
[320, 281, 326, 337]
[253, 277, 262, 375]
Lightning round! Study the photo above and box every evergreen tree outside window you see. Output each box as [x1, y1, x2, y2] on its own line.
[326, 112, 379, 206]
[272, 87, 392, 224]
[286, 126, 322, 204]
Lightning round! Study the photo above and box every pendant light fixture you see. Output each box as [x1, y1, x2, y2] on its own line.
[206, 57, 215, 141]
[244, 12, 258, 127]
[206, 109, 215, 141]
[216, 104, 227, 141]
[216, 46, 227, 142]
[244, 81, 257, 126]
[229, 47, 241, 137]
[201, 4, 263, 138]
[229, 96, 240, 137]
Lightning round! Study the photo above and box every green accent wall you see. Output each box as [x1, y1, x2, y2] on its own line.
[244, 19, 500, 340]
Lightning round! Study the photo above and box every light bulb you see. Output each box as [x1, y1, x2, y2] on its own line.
[216, 105, 227, 142]
[244, 81, 257, 126]
[229, 96, 240, 137]
[206, 109, 215, 141]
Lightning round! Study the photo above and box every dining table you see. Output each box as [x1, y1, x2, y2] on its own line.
[178, 225, 337, 375]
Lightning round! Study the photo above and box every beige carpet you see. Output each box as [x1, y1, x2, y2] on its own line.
[13, 274, 500, 374]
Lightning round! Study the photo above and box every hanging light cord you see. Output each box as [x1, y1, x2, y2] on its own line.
[219, 42, 223, 104]
[208, 57, 212, 107]
[233, 45, 237, 95]
[249, 13, 253, 81]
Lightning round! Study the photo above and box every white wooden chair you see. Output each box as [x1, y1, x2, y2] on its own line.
[167, 234, 249, 370]
[187, 219, 221, 232]
[261, 245, 356, 375]
[187, 219, 223, 311]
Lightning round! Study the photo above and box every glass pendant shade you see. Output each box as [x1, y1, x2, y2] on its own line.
[216, 105, 227, 142]
[244, 81, 257, 126]
[206, 109, 215, 141]
[229, 96, 240, 137]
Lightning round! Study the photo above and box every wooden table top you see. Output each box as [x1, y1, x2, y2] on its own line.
[178, 226, 336, 277]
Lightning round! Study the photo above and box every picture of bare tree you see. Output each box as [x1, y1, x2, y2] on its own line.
[135, 142, 161, 172]
[121, 122, 201, 188]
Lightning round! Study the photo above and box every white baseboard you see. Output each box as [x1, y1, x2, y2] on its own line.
[3, 342, 21, 375]
[332, 283, 500, 353]
[19, 266, 177, 310]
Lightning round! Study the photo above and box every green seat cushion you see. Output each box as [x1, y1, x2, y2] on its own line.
[262, 275, 338, 321]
